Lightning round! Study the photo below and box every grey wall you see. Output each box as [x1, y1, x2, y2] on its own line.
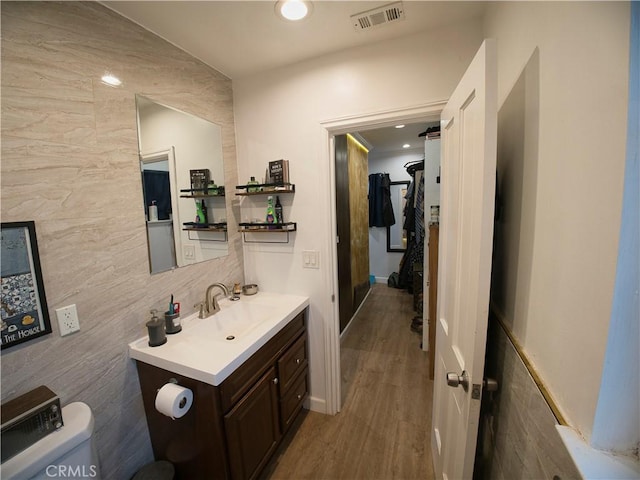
[1, 2, 243, 478]
[479, 318, 582, 480]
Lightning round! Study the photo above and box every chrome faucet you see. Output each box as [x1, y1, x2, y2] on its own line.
[198, 283, 229, 318]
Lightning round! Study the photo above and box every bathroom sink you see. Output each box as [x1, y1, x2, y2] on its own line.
[128, 291, 309, 386]
[187, 301, 279, 342]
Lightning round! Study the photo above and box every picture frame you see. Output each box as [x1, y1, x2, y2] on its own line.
[1, 221, 52, 349]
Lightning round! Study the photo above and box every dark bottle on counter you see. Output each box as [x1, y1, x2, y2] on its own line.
[275, 196, 283, 224]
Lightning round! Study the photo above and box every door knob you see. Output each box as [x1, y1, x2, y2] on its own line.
[446, 370, 469, 391]
[483, 377, 498, 392]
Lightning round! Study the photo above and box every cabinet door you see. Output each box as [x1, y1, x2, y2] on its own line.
[224, 366, 280, 480]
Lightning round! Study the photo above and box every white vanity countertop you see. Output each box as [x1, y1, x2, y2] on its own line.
[128, 291, 309, 386]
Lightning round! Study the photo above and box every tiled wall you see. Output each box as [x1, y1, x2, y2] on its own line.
[479, 317, 582, 480]
[1, 2, 242, 478]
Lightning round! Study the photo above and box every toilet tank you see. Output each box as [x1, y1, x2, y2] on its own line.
[0, 402, 101, 480]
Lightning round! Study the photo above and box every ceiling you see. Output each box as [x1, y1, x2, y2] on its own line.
[357, 121, 438, 155]
[102, 1, 486, 80]
[102, 1, 482, 152]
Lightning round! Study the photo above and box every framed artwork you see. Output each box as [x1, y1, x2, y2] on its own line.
[1, 221, 52, 349]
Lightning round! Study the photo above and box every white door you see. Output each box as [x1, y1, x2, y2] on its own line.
[431, 39, 497, 480]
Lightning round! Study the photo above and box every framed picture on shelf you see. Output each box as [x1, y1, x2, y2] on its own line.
[1, 221, 52, 349]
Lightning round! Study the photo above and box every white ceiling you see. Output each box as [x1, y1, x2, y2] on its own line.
[103, 1, 483, 152]
[102, 1, 486, 80]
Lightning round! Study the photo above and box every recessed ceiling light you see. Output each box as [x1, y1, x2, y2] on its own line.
[101, 74, 122, 87]
[403, 144, 411, 149]
[395, 125, 405, 129]
[275, 0, 313, 21]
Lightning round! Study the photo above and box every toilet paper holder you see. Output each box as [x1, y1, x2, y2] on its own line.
[157, 378, 179, 391]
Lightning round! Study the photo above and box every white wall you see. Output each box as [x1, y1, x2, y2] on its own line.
[484, 2, 630, 441]
[233, 21, 484, 411]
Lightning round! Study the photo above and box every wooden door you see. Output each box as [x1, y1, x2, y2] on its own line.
[431, 39, 497, 480]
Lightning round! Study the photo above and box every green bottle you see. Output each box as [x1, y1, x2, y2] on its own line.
[196, 199, 208, 224]
[266, 196, 275, 224]
[247, 176, 258, 193]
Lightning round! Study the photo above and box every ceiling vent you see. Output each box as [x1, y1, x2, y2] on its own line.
[351, 2, 405, 31]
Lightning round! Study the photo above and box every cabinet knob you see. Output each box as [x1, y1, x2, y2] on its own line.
[272, 378, 279, 385]
[295, 358, 301, 365]
[297, 394, 302, 400]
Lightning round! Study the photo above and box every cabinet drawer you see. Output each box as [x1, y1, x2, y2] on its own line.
[277, 334, 307, 393]
[220, 311, 305, 413]
[280, 370, 308, 433]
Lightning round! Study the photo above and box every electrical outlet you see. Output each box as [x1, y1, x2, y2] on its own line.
[56, 304, 80, 336]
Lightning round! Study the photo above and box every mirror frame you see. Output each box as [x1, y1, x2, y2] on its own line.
[386, 180, 410, 253]
[135, 95, 228, 274]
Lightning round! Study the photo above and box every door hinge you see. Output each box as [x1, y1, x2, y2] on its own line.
[331, 294, 335, 303]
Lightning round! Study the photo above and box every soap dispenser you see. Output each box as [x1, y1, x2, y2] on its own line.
[146, 309, 167, 347]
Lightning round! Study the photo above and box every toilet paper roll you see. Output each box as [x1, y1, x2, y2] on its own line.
[155, 383, 193, 419]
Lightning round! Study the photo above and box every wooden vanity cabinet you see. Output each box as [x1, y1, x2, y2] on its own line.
[135, 309, 308, 480]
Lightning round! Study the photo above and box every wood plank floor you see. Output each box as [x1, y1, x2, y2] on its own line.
[263, 284, 435, 480]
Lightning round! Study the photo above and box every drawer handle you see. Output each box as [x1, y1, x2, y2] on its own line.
[273, 378, 279, 385]
[295, 358, 301, 365]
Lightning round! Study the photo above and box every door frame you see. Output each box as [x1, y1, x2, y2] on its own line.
[320, 100, 446, 414]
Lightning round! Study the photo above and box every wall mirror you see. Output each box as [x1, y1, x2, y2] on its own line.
[136, 95, 228, 274]
[387, 180, 410, 252]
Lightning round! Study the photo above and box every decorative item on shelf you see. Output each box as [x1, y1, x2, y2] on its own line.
[268, 159, 289, 185]
[430, 205, 440, 223]
[190, 169, 210, 193]
[247, 176, 259, 193]
[195, 199, 208, 225]
[207, 180, 218, 196]
[148, 200, 158, 222]
[275, 196, 283, 224]
[265, 196, 276, 226]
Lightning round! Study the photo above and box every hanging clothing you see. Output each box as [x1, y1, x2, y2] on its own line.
[414, 171, 425, 246]
[368, 173, 395, 227]
[397, 164, 425, 290]
[403, 178, 416, 234]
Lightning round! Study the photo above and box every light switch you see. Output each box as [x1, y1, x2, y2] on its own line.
[302, 250, 319, 269]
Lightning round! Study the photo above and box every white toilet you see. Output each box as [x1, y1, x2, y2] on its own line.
[1, 402, 101, 479]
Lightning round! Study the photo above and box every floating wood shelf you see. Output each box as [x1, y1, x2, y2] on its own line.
[238, 222, 297, 243]
[180, 187, 225, 198]
[235, 183, 295, 196]
[182, 222, 228, 242]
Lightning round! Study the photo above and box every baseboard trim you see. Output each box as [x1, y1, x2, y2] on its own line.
[307, 395, 327, 414]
